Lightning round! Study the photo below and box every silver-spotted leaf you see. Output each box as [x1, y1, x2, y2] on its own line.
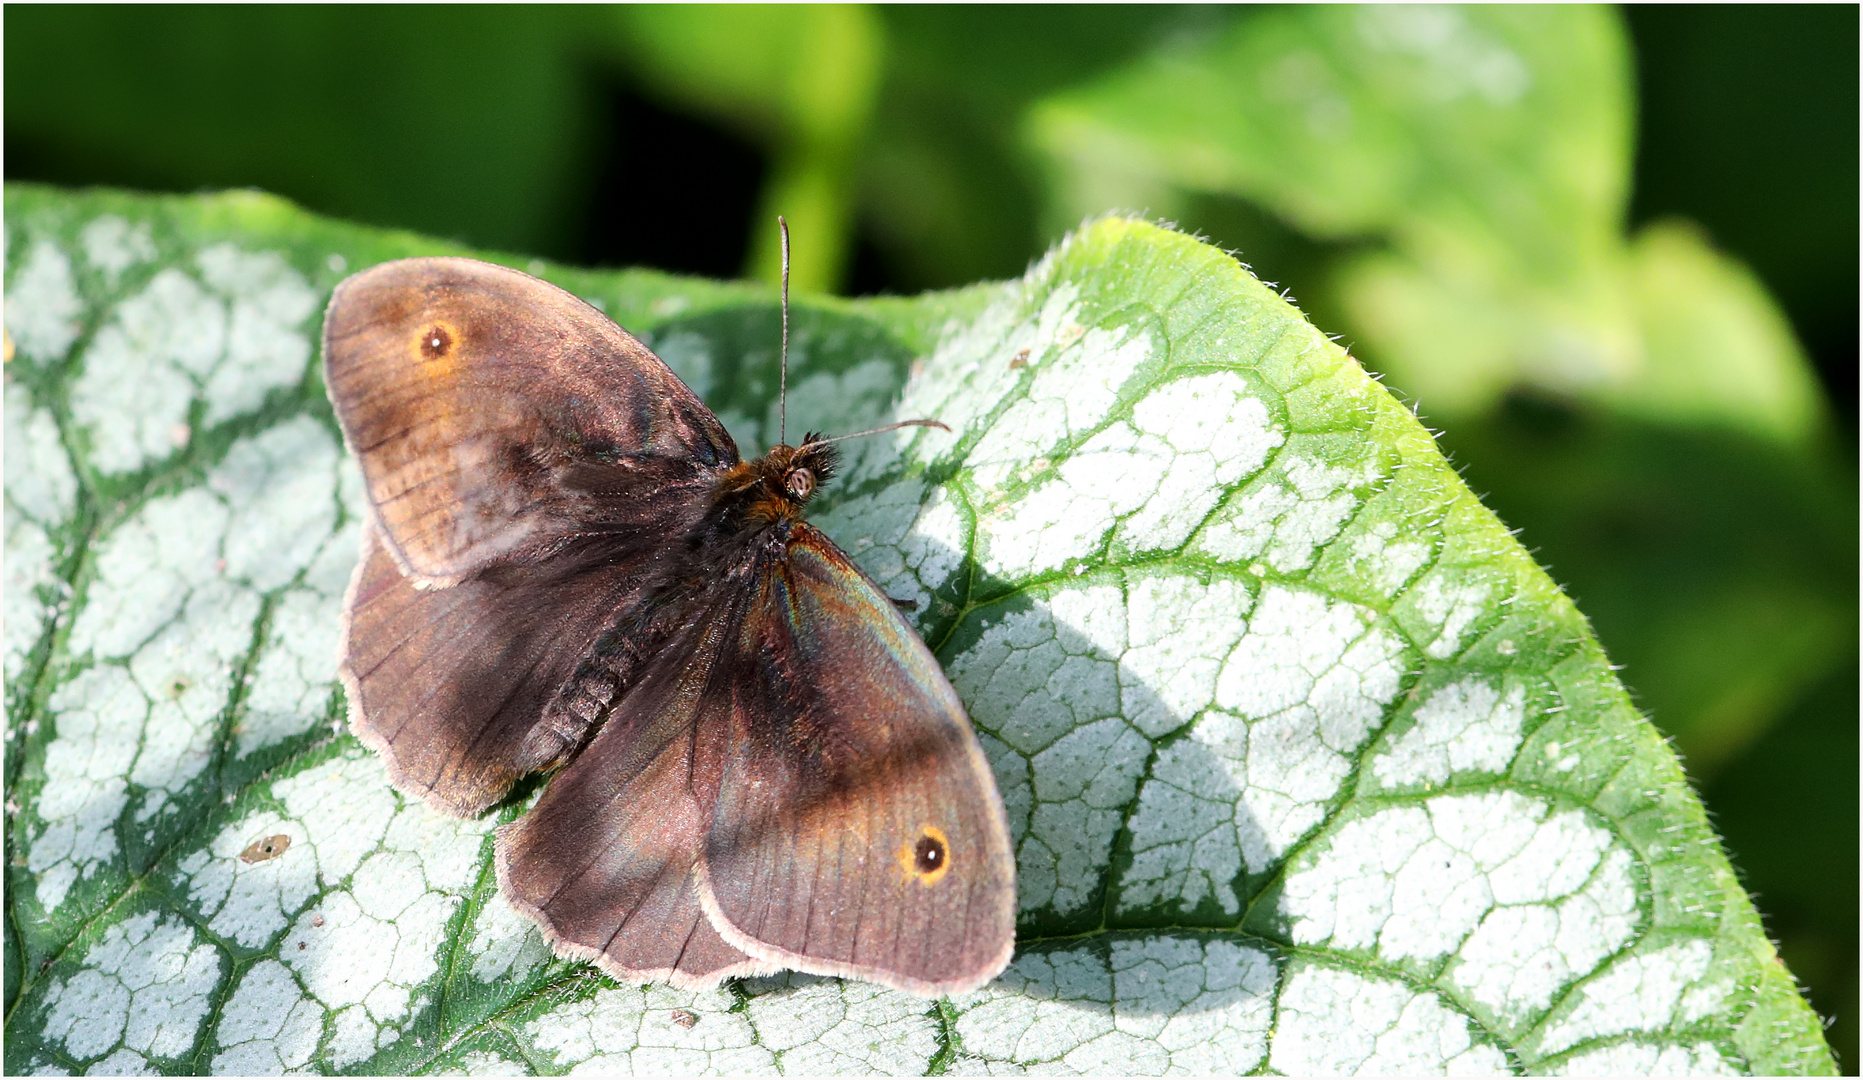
[2, 186, 1834, 1076]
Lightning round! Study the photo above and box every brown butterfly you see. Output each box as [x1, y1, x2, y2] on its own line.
[321, 235, 1015, 996]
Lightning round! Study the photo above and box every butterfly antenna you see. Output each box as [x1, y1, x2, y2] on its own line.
[778, 216, 790, 448]
[799, 419, 951, 451]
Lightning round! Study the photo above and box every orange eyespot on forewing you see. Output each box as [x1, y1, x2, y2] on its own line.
[418, 321, 458, 363]
[898, 825, 951, 886]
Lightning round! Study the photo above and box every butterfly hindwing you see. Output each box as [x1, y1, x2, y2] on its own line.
[341, 522, 637, 816]
[495, 601, 772, 986]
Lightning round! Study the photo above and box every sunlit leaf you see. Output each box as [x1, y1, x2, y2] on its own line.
[3, 186, 1834, 1075]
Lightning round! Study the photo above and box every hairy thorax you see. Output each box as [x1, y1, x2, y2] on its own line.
[528, 438, 842, 771]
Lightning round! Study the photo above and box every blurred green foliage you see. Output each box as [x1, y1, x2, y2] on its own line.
[1024, 5, 1847, 772]
[6, 3, 1856, 1069]
[614, 5, 882, 290]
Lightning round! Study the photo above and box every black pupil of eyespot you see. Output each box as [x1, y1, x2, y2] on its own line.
[915, 835, 945, 873]
[421, 326, 451, 359]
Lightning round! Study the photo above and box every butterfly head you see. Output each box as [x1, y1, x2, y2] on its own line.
[726, 434, 839, 525]
[770, 434, 839, 504]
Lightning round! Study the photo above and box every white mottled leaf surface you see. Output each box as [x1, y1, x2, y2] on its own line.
[2, 187, 1833, 1075]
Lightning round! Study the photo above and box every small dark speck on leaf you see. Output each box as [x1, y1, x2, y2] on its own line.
[671, 1010, 698, 1030]
[311, 913, 325, 927]
[241, 834, 292, 864]
[1009, 348, 1030, 369]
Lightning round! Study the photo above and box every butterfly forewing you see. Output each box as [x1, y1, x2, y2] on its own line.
[323, 257, 736, 586]
[697, 527, 1016, 995]
[326, 259, 736, 816]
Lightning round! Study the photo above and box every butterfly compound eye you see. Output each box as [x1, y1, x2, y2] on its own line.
[786, 467, 815, 499]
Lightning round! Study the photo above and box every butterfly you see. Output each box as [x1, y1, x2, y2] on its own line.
[320, 238, 1015, 997]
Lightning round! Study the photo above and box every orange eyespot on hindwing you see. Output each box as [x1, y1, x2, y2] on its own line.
[899, 824, 951, 886]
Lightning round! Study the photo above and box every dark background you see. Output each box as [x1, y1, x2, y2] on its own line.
[1621, 11, 1857, 1069]
[7, 4, 1856, 1069]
